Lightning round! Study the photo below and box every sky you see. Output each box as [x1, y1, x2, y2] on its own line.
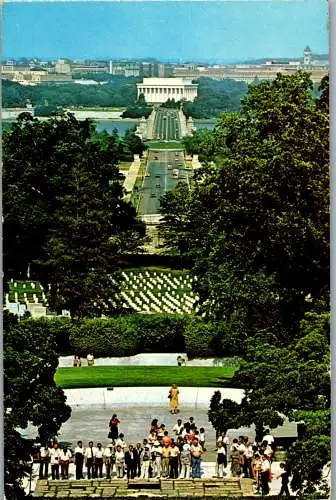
[3, 0, 329, 63]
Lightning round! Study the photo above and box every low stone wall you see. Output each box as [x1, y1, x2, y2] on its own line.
[63, 387, 244, 409]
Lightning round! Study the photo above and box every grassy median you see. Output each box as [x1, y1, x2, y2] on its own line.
[55, 366, 238, 389]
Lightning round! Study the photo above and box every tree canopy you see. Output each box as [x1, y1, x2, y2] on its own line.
[160, 72, 330, 496]
[3, 112, 145, 318]
[4, 311, 71, 499]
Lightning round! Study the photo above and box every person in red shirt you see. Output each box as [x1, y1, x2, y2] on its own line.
[162, 431, 172, 447]
[108, 414, 120, 442]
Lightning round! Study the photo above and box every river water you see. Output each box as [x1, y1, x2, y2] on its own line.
[3, 119, 216, 137]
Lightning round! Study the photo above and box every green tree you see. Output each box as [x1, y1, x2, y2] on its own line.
[3, 113, 145, 318]
[4, 311, 71, 498]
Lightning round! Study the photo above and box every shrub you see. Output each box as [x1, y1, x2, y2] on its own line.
[69, 317, 139, 357]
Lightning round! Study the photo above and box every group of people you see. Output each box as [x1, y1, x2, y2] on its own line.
[38, 415, 292, 496]
[38, 414, 207, 481]
[221, 429, 291, 496]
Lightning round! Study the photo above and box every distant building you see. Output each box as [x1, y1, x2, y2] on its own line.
[137, 77, 198, 103]
[303, 45, 313, 68]
[55, 59, 72, 74]
[172, 46, 327, 84]
[109, 61, 141, 77]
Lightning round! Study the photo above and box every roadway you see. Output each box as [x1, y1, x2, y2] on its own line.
[153, 108, 181, 141]
[138, 149, 191, 216]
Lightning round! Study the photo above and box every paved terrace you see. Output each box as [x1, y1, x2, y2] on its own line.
[34, 477, 254, 498]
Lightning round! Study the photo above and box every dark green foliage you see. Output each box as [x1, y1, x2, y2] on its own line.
[121, 93, 153, 118]
[160, 98, 181, 109]
[69, 314, 187, 357]
[3, 113, 145, 318]
[2, 76, 140, 108]
[182, 77, 248, 118]
[208, 391, 241, 436]
[11, 313, 242, 359]
[4, 311, 71, 498]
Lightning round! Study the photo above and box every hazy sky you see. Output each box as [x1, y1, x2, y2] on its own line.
[3, 0, 329, 62]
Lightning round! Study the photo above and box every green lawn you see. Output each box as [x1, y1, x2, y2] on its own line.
[146, 141, 183, 150]
[55, 366, 238, 389]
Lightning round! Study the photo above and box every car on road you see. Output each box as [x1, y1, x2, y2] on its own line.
[167, 164, 172, 168]
[156, 184, 161, 188]
[154, 156, 158, 160]
[155, 174, 160, 178]
[151, 193, 156, 197]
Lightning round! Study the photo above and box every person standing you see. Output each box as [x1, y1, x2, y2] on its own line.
[87, 353, 94, 366]
[169, 384, 180, 414]
[141, 445, 151, 479]
[135, 443, 143, 477]
[179, 443, 191, 479]
[50, 443, 61, 480]
[262, 429, 275, 451]
[277, 462, 291, 496]
[161, 442, 171, 478]
[60, 446, 72, 480]
[39, 443, 50, 479]
[169, 439, 180, 479]
[85, 441, 97, 479]
[216, 441, 226, 478]
[74, 441, 85, 480]
[151, 441, 162, 478]
[115, 433, 127, 451]
[108, 414, 120, 442]
[103, 443, 114, 479]
[260, 454, 271, 496]
[95, 443, 104, 478]
[190, 439, 203, 479]
[173, 419, 184, 437]
[230, 441, 241, 478]
[115, 445, 125, 478]
[125, 445, 138, 479]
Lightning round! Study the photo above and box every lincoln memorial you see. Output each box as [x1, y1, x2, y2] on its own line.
[136, 77, 198, 104]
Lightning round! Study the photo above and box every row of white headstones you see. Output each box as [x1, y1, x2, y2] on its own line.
[121, 271, 199, 313]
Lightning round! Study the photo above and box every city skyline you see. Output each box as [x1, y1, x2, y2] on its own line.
[3, 0, 329, 62]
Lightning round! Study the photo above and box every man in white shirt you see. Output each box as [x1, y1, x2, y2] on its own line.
[260, 454, 271, 495]
[141, 445, 151, 479]
[39, 443, 51, 479]
[151, 441, 162, 478]
[115, 445, 125, 478]
[115, 434, 127, 450]
[50, 443, 62, 480]
[85, 441, 97, 479]
[173, 419, 184, 436]
[74, 440, 85, 480]
[60, 446, 72, 480]
[103, 444, 114, 479]
[95, 443, 104, 478]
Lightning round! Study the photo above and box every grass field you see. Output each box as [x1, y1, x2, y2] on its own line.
[55, 366, 238, 389]
[146, 141, 183, 150]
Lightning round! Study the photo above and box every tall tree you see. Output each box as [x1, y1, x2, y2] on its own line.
[4, 311, 71, 498]
[3, 112, 145, 317]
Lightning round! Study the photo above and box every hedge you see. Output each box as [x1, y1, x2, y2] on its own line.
[14, 314, 243, 359]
